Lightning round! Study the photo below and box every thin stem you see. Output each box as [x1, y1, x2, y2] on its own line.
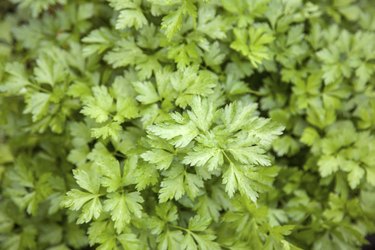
[113, 151, 126, 158]
[27, 83, 49, 93]
[248, 89, 265, 96]
[170, 224, 189, 232]
[222, 150, 234, 165]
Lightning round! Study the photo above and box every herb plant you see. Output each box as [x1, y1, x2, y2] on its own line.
[1, 0, 375, 249]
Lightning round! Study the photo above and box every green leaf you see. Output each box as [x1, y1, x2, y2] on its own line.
[89, 145, 123, 192]
[141, 149, 174, 170]
[227, 139, 271, 166]
[117, 233, 143, 250]
[104, 192, 143, 234]
[87, 220, 117, 248]
[159, 166, 185, 202]
[91, 122, 122, 141]
[188, 215, 211, 232]
[223, 164, 278, 202]
[161, 9, 183, 39]
[24, 92, 50, 121]
[182, 146, 223, 171]
[159, 230, 184, 250]
[222, 163, 257, 202]
[273, 135, 300, 157]
[64, 190, 102, 224]
[112, 76, 140, 121]
[195, 195, 221, 222]
[82, 28, 115, 57]
[148, 114, 199, 148]
[197, 7, 227, 39]
[11, 0, 66, 17]
[158, 163, 203, 202]
[133, 81, 160, 105]
[108, 0, 147, 30]
[231, 25, 274, 67]
[187, 96, 216, 131]
[318, 155, 340, 177]
[34, 53, 65, 86]
[134, 161, 160, 190]
[0, 62, 30, 94]
[171, 68, 217, 108]
[81, 86, 114, 123]
[73, 168, 101, 194]
[63, 168, 102, 223]
[104, 40, 145, 68]
[116, 9, 148, 30]
[366, 167, 375, 186]
[184, 173, 204, 199]
[221, 101, 258, 133]
[300, 127, 320, 146]
[183, 217, 220, 250]
[347, 166, 364, 189]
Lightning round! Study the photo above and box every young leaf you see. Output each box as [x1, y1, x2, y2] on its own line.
[104, 192, 143, 234]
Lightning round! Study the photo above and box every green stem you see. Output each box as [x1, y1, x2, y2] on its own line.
[248, 89, 265, 96]
[170, 224, 190, 232]
[27, 84, 49, 93]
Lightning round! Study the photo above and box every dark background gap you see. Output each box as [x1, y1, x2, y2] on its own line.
[363, 235, 375, 250]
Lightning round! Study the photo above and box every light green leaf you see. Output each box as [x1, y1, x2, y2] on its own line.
[73, 168, 101, 194]
[318, 155, 340, 177]
[117, 233, 143, 250]
[24, 92, 50, 121]
[348, 166, 364, 189]
[116, 9, 148, 30]
[133, 81, 160, 105]
[159, 166, 185, 202]
[91, 122, 122, 141]
[161, 9, 183, 39]
[188, 215, 211, 232]
[159, 230, 184, 250]
[34, 54, 65, 86]
[148, 115, 199, 148]
[141, 149, 174, 170]
[104, 192, 143, 234]
[81, 86, 114, 123]
[182, 146, 223, 171]
[64, 190, 102, 224]
[184, 173, 204, 199]
[0, 62, 30, 94]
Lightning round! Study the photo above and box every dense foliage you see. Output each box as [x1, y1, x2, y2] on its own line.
[1, 0, 375, 249]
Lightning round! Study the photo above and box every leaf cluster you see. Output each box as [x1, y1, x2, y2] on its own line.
[1, 0, 375, 250]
